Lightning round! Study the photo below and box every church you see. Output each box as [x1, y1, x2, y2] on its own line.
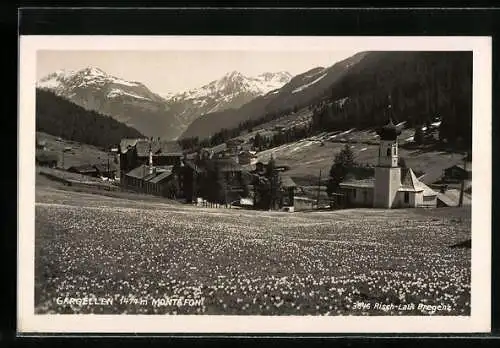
[339, 118, 438, 209]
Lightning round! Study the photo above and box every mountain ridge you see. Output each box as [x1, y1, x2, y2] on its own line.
[37, 68, 292, 140]
[181, 52, 369, 139]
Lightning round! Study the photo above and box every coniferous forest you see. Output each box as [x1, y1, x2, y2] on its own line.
[36, 89, 144, 149]
[311, 51, 472, 147]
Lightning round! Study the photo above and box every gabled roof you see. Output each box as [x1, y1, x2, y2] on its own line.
[148, 170, 173, 184]
[280, 175, 297, 188]
[447, 162, 472, 172]
[136, 140, 183, 157]
[125, 164, 152, 179]
[93, 163, 117, 172]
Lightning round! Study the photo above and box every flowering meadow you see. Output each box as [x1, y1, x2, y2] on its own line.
[35, 186, 471, 315]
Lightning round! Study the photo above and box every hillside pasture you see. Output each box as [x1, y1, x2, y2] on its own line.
[36, 132, 114, 170]
[35, 185, 471, 316]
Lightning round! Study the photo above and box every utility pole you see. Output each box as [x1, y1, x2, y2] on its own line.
[316, 169, 322, 209]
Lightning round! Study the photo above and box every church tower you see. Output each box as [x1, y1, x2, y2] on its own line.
[373, 107, 402, 208]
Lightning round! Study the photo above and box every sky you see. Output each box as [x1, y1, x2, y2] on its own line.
[36, 50, 359, 97]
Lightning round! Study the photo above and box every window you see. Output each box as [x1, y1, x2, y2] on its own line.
[352, 189, 357, 198]
[386, 148, 391, 156]
[404, 192, 409, 203]
[363, 190, 368, 203]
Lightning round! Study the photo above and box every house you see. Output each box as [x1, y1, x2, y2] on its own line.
[119, 138, 183, 182]
[226, 138, 245, 157]
[122, 164, 178, 198]
[444, 163, 472, 181]
[238, 150, 258, 165]
[180, 155, 250, 205]
[93, 163, 117, 179]
[180, 158, 207, 203]
[339, 178, 375, 208]
[212, 157, 247, 202]
[339, 117, 438, 209]
[250, 157, 298, 211]
[199, 143, 228, 160]
[67, 164, 99, 177]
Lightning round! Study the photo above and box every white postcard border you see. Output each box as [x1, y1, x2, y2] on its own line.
[18, 35, 492, 333]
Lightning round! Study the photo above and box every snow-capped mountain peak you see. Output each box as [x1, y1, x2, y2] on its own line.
[161, 70, 292, 137]
[36, 67, 174, 138]
[171, 71, 292, 102]
[37, 66, 145, 94]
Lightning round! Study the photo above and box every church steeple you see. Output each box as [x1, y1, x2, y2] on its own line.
[377, 115, 401, 141]
[376, 100, 401, 168]
[373, 96, 403, 208]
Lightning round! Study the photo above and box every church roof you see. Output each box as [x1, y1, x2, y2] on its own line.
[399, 168, 437, 196]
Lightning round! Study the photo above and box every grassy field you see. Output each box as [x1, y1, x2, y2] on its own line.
[35, 182, 471, 316]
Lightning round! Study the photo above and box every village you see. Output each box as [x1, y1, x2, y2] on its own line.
[35, 115, 472, 213]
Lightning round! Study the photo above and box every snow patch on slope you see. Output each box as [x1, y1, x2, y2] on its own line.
[107, 88, 151, 101]
[292, 73, 327, 94]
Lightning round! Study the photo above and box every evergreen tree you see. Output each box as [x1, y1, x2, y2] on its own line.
[253, 133, 262, 150]
[414, 126, 425, 145]
[326, 144, 355, 196]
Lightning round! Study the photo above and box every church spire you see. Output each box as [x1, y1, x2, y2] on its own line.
[377, 94, 400, 141]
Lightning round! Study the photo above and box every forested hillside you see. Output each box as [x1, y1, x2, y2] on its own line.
[36, 89, 145, 149]
[311, 51, 472, 146]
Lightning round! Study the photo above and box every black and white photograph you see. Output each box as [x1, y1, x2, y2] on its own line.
[18, 36, 491, 333]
